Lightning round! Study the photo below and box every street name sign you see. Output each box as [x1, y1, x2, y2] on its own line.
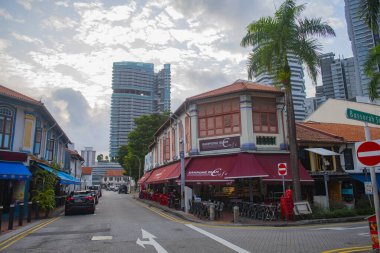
[346, 108, 380, 125]
[278, 163, 287, 176]
[355, 140, 380, 167]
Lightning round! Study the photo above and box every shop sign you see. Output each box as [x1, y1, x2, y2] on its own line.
[188, 168, 228, 178]
[199, 136, 240, 151]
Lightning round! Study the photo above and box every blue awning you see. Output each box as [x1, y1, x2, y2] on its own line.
[0, 161, 31, 180]
[350, 173, 380, 191]
[37, 163, 80, 185]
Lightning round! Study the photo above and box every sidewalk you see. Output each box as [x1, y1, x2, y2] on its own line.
[0, 206, 64, 239]
[133, 195, 367, 227]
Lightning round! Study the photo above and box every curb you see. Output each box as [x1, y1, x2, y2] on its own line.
[135, 197, 368, 227]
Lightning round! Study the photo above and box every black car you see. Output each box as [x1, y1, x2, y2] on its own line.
[65, 190, 95, 215]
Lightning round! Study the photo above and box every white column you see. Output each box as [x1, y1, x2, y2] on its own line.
[189, 103, 199, 154]
[240, 95, 255, 150]
[276, 97, 287, 150]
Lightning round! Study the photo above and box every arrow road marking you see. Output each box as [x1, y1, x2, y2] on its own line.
[186, 224, 250, 253]
[136, 229, 168, 253]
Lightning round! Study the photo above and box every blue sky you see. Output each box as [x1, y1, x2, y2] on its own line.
[0, 0, 352, 155]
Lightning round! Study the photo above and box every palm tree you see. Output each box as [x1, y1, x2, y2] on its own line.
[241, 0, 335, 201]
[359, 0, 380, 100]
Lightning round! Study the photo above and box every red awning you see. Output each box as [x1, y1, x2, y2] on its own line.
[137, 171, 152, 185]
[166, 158, 191, 180]
[185, 155, 235, 182]
[225, 153, 269, 179]
[255, 154, 313, 182]
[146, 162, 180, 184]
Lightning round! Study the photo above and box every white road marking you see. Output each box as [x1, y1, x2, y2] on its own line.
[185, 224, 250, 253]
[312, 226, 368, 231]
[358, 232, 370, 236]
[136, 229, 168, 253]
[91, 236, 113, 241]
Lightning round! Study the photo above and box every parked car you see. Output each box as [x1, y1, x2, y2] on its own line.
[88, 185, 102, 198]
[65, 190, 95, 215]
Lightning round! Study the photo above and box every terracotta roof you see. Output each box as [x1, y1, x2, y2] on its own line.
[296, 124, 344, 143]
[188, 79, 283, 101]
[105, 170, 124, 177]
[0, 85, 42, 105]
[82, 167, 92, 175]
[299, 122, 380, 142]
[66, 149, 84, 161]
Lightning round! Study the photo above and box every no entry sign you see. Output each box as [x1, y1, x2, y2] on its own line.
[278, 163, 287, 176]
[355, 140, 380, 167]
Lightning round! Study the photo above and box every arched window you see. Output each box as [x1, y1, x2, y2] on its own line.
[0, 106, 14, 150]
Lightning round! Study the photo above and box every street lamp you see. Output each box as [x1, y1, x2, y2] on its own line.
[169, 113, 185, 211]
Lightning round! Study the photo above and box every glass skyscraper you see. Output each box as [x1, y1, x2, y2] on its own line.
[109, 62, 171, 158]
[345, 0, 380, 96]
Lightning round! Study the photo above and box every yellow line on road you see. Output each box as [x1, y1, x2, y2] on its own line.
[321, 245, 372, 253]
[0, 217, 60, 251]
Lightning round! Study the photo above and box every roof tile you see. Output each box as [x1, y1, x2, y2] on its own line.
[104, 170, 124, 177]
[0, 85, 42, 105]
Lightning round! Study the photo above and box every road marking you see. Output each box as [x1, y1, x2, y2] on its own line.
[0, 217, 60, 251]
[186, 224, 250, 253]
[321, 245, 372, 253]
[313, 226, 367, 231]
[136, 229, 168, 253]
[358, 232, 369, 236]
[91, 236, 112, 241]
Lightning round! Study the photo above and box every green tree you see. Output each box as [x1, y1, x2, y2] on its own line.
[32, 169, 58, 215]
[116, 145, 129, 169]
[241, 0, 335, 200]
[97, 154, 103, 162]
[359, 0, 380, 100]
[125, 113, 168, 180]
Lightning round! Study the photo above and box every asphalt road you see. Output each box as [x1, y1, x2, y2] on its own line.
[0, 191, 373, 253]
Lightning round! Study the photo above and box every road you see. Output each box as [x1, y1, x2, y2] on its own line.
[0, 190, 373, 253]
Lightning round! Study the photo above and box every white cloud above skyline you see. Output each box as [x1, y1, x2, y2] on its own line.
[0, 0, 353, 156]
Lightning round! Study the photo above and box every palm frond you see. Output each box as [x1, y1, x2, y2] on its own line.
[297, 18, 336, 38]
[241, 17, 276, 47]
[246, 44, 277, 79]
[368, 72, 380, 100]
[364, 44, 380, 75]
[359, 0, 379, 34]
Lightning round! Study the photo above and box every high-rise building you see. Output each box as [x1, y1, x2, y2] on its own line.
[345, 0, 380, 96]
[318, 53, 358, 100]
[109, 62, 171, 158]
[81, 147, 96, 167]
[254, 54, 307, 121]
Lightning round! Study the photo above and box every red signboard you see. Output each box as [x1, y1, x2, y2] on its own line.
[278, 163, 287, 176]
[356, 141, 380, 167]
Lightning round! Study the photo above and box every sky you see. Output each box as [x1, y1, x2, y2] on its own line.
[0, 0, 353, 156]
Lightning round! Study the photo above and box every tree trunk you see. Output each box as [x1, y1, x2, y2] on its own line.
[285, 88, 302, 201]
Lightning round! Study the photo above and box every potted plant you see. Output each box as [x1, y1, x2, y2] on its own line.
[32, 169, 57, 218]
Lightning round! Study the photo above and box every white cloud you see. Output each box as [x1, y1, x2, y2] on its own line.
[0, 8, 24, 22]
[16, 0, 33, 10]
[326, 17, 345, 29]
[11, 33, 43, 45]
[0, 39, 9, 51]
[55, 1, 70, 7]
[41, 16, 78, 30]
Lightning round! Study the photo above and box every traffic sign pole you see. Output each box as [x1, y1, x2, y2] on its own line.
[365, 122, 380, 249]
[282, 175, 285, 195]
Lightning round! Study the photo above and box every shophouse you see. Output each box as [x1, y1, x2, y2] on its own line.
[102, 169, 127, 189]
[81, 167, 93, 189]
[139, 80, 313, 207]
[64, 148, 84, 191]
[0, 85, 79, 213]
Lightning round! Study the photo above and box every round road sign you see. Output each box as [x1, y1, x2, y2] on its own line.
[357, 141, 380, 167]
[278, 163, 287, 176]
